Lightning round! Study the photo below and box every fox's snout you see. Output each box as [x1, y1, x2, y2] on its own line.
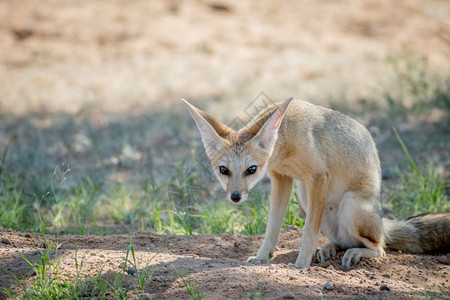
[230, 192, 241, 203]
[227, 191, 248, 204]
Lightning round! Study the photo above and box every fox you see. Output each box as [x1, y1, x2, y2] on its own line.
[182, 97, 450, 269]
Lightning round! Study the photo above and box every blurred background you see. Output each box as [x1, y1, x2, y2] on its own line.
[0, 0, 449, 234]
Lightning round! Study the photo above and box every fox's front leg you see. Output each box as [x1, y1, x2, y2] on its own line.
[289, 173, 328, 268]
[247, 173, 293, 264]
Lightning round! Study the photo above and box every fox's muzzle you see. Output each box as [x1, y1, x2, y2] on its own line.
[230, 192, 242, 203]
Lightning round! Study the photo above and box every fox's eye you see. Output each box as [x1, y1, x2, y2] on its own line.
[245, 165, 257, 176]
[219, 166, 230, 176]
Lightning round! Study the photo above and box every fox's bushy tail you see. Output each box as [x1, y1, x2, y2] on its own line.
[383, 212, 450, 253]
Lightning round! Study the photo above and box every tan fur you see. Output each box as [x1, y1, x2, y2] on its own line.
[384, 212, 450, 253]
[183, 98, 450, 269]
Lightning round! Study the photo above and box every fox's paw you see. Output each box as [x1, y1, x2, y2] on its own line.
[317, 242, 339, 263]
[287, 262, 299, 269]
[246, 256, 269, 264]
[341, 246, 384, 269]
[287, 260, 311, 269]
[341, 248, 362, 269]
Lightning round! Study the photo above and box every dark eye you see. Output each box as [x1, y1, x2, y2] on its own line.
[219, 166, 230, 176]
[245, 165, 257, 176]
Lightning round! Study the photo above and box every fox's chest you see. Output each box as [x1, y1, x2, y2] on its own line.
[268, 160, 309, 182]
[268, 139, 326, 181]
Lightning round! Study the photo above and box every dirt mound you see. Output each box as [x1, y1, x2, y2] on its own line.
[1, 227, 449, 299]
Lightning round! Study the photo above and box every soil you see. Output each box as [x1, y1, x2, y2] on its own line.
[1, 227, 449, 299]
[1, 0, 449, 116]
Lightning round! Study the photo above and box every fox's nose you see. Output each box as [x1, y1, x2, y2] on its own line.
[230, 192, 242, 203]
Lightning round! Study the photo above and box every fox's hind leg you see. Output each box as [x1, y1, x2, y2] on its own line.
[339, 192, 385, 269]
[295, 180, 307, 218]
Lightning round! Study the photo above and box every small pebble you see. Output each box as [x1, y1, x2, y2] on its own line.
[127, 267, 137, 276]
[313, 285, 323, 293]
[324, 281, 334, 290]
[1, 237, 11, 244]
[437, 255, 448, 265]
[139, 293, 151, 300]
[281, 291, 295, 299]
[213, 236, 222, 246]
[380, 284, 390, 291]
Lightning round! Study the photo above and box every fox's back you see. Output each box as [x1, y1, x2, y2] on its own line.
[263, 100, 381, 197]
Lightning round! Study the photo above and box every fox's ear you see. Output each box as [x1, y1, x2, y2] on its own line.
[182, 99, 233, 153]
[252, 97, 293, 152]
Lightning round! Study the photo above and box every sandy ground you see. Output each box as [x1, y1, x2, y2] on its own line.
[1, 0, 449, 117]
[1, 227, 449, 299]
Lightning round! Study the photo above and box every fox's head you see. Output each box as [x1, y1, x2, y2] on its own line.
[182, 97, 292, 204]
